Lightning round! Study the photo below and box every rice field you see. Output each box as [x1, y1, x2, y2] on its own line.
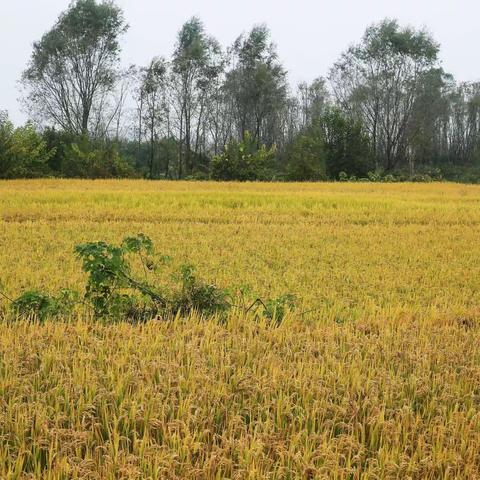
[0, 180, 480, 478]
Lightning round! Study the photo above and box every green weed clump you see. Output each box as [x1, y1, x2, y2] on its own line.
[12, 289, 78, 322]
[9, 234, 295, 324]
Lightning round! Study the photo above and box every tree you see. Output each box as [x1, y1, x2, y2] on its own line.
[0, 117, 55, 179]
[171, 17, 223, 177]
[0, 112, 14, 176]
[225, 25, 288, 147]
[137, 58, 168, 178]
[62, 138, 134, 178]
[22, 0, 128, 136]
[42, 127, 77, 172]
[407, 68, 454, 172]
[298, 77, 330, 128]
[322, 108, 373, 179]
[283, 108, 371, 181]
[330, 19, 439, 171]
[285, 128, 326, 181]
[446, 82, 480, 166]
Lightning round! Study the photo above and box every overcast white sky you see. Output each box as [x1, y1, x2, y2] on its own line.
[1, 0, 478, 125]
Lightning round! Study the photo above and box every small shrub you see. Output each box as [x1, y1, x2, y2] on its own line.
[12, 289, 77, 321]
[410, 173, 433, 182]
[284, 131, 327, 181]
[367, 171, 381, 182]
[263, 294, 297, 325]
[0, 120, 55, 179]
[171, 264, 230, 316]
[383, 174, 396, 182]
[211, 132, 276, 181]
[63, 139, 136, 179]
[9, 234, 296, 324]
[75, 235, 165, 319]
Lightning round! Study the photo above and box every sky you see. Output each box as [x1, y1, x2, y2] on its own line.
[1, 0, 478, 125]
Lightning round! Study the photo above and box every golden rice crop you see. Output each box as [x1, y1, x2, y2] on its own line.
[0, 179, 479, 478]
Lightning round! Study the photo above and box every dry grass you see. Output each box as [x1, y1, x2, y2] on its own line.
[0, 180, 479, 478]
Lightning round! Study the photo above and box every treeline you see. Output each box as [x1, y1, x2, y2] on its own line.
[1, 0, 480, 182]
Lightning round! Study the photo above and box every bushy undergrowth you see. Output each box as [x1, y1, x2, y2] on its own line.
[11, 289, 78, 322]
[337, 167, 445, 183]
[9, 234, 295, 324]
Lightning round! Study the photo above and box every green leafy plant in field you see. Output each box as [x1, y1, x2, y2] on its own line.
[6, 234, 295, 323]
[263, 294, 297, 324]
[75, 234, 166, 319]
[12, 289, 78, 322]
[171, 264, 230, 316]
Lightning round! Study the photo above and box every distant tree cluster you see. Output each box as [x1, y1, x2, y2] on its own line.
[1, 0, 480, 182]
